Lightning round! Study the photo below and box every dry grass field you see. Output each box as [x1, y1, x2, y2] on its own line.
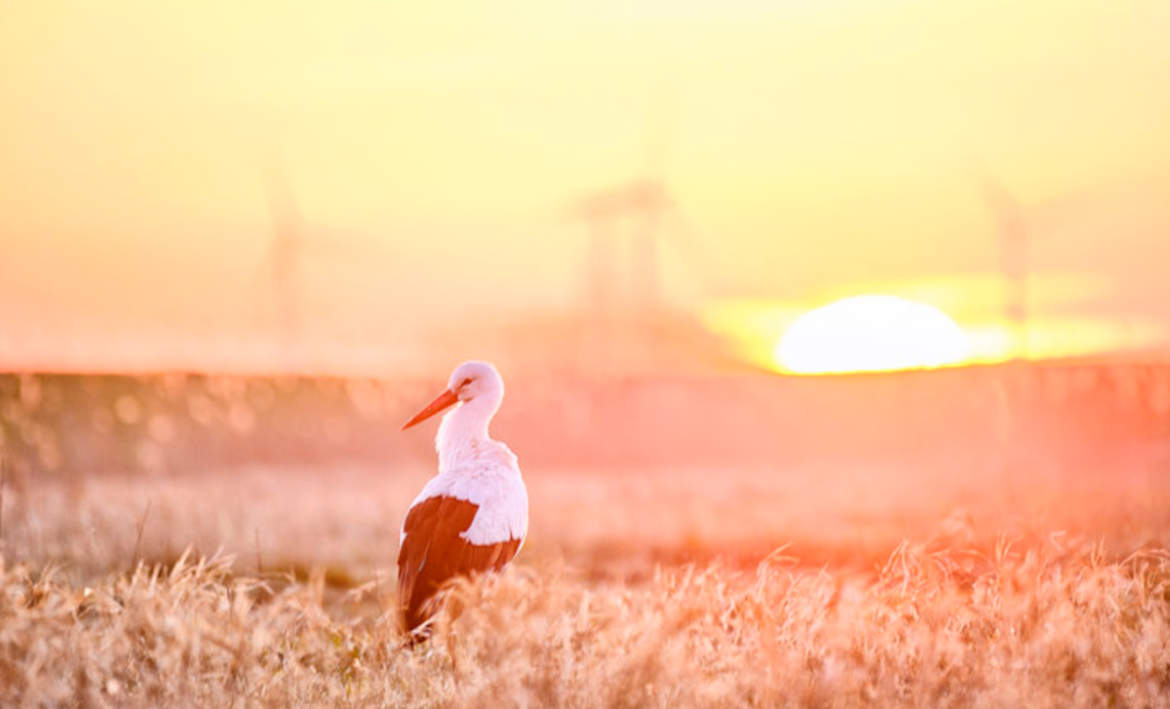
[2, 365, 1170, 707]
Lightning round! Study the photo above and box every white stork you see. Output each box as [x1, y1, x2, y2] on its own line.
[397, 361, 528, 640]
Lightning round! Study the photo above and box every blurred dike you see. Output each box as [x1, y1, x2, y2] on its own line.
[0, 357, 1168, 482]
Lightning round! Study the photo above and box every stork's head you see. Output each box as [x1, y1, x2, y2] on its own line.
[447, 361, 503, 403]
[401, 360, 504, 430]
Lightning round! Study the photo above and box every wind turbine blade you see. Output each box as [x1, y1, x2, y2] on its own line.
[967, 162, 1024, 233]
[967, 160, 1113, 242]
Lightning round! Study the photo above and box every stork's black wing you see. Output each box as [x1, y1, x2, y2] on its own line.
[397, 495, 521, 636]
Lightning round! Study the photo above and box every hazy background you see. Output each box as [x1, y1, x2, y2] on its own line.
[2, 3, 1170, 629]
[2, 0, 1170, 375]
[3, 10, 1170, 707]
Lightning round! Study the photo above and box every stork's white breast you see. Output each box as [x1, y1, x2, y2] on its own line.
[405, 464, 528, 546]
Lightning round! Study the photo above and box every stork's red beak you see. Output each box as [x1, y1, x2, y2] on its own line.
[401, 388, 460, 430]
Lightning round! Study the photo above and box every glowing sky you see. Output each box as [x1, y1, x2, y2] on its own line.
[1, 1, 1169, 372]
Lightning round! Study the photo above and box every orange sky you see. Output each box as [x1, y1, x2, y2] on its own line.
[1, 1, 1169, 373]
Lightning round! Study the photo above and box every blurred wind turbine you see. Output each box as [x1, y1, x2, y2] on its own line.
[971, 165, 1031, 360]
[969, 162, 1123, 362]
[576, 181, 673, 319]
[572, 90, 713, 322]
[252, 146, 386, 363]
[971, 165, 1045, 480]
[256, 147, 305, 351]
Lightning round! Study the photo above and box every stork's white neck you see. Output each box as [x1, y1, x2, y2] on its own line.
[435, 392, 501, 471]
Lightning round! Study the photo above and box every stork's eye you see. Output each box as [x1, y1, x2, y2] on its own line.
[460, 377, 472, 389]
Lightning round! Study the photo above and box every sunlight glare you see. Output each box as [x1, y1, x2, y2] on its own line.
[776, 295, 970, 374]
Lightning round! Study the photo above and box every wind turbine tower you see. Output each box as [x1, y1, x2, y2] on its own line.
[256, 148, 306, 354]
[975, 168, 1030, 360]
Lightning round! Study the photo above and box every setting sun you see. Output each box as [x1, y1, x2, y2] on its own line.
[775, 295, 970, 374]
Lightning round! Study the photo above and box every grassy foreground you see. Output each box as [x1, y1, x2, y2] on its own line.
[3, 536, 1169, 708]
[3, 360, 1169, 707]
